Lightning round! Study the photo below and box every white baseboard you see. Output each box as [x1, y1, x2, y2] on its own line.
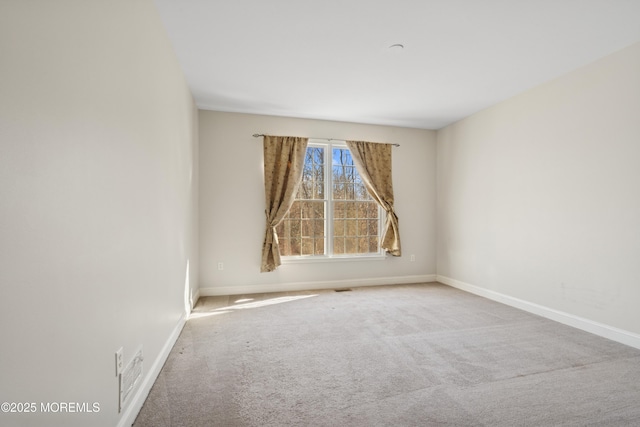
[199, 274, 437, 297]
[191, 287, 201, 309]
[437, 275, 640, 350]
[116, 314, 187, 427]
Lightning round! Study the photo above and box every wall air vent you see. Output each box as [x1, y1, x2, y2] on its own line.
[119, 347, 143, 413]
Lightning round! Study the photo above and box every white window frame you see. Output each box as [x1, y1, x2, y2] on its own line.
[281, 139, 386, 263]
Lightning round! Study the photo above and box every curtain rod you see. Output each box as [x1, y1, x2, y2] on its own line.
[252, 133, 399, 147]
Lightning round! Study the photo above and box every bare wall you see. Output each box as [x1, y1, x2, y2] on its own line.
[437, 42, 640, 336]
[199, 111, 436, 295]
[0, 1, 198, 426]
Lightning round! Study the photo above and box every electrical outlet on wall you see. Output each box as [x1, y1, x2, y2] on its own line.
[217, 262, 224, 270]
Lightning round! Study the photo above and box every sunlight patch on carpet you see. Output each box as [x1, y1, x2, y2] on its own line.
[189, 294, 318, 319]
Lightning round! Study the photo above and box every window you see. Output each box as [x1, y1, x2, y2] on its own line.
[276, 141, 383, 259]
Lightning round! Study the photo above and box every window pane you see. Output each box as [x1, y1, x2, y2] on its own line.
[279, 144, 380, 258]
[356, 183, 370, 200]
[301, 201, 312, 219]
[299, 147, 325, 200]
[345, 236, 357, 253]
[301, 220, 312, 237]
[301, 238, 314, 255]
[315, 181, 324, 199]
[343, 202, 352, 218]
[332, 148, 356, 201]
[290, 238, 301, 256]
[332, 182, 344, 199]
[299, 181, 310, 199]
[358, 237, 368, 253]
[366, 202, 378, 216]
[357, 220, 368, 235]
[290, 220, 301, 236]
[369, 237, 379, 252]
[289, 202, 301, 218]
[368, 219, 378, 235]
[344, 183, 355, 199]
[345, 219, 356, 236]
[313, 202, 324, 219]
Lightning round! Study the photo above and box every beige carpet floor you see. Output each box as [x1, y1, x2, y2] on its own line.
[133, 282, 640, 426]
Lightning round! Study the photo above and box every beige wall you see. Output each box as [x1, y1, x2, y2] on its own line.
[437, 42, 640, 337]
[0, 1, 198, 426]
[199, 111, 437, 295]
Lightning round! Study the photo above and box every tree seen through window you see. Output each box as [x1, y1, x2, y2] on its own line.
[276, 143, 381, 257]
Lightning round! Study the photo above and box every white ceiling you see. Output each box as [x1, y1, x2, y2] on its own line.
[154, 0, 640, 129]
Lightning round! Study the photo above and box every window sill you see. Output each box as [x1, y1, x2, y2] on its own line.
[281, 254, 388, 264]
